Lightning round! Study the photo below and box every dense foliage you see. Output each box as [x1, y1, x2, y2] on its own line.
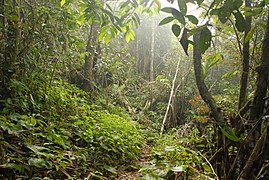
[0, 78, 143, 178]
[1, 0, 269, 179]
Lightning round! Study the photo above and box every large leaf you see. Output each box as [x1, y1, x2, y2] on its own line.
[232, 0, 243, 9]
[233, 10, 246, 32]
[161, 7, 173, 13]
[171, 9, 185, 25]
[159, 17, 175, 26]
[218, 6, 231, 23]
[172, 24, 181, 37]
[28, 158, 52, 168]
[177, 0, 187, 15]
[199, 27, 212, 54]
[186, 15, 198, 25]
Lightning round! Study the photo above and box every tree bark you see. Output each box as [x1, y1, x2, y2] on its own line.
[193, 33, 225, 125]
[249, 11, 269, 121]
[83, 22, 99, 91]
[238, 0, 252, 110]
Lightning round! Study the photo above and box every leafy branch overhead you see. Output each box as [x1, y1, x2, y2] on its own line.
[159, 0, 259, 55]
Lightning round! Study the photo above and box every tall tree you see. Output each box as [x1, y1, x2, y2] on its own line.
[238, 0, 252, 110]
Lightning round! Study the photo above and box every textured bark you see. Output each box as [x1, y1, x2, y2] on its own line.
[237, 131, 266, 179]
[193, 33, 225, 178]
[193, 33, 225, 125]
[83, 22, 99, 91]
[238, 0, 252, 110]
[249, 12, 269, 120]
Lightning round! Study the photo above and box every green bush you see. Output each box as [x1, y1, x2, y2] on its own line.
[0, 79, 143, 178]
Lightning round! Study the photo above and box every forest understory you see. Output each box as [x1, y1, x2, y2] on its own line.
[1, 0, 269, 179]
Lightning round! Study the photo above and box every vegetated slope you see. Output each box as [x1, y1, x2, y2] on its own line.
[0, 78, 144, 179]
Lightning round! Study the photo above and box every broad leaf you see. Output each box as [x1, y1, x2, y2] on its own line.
[177, 0, 187, 15]
[159, 17, 175, 26]
[161, 7, 173, 13]
[199, 27, 212, 54]
[233, 10, 246, 32]
[218, 6, 231, 23]
[172, 24, 181, 37]
[171, 9, 185, 25]
[232, 0, 243, 9]
[186, 15, 198, 25]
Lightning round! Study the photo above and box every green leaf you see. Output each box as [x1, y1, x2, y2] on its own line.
[199, 27, 212, 54]
[233, 10, 246, 32]
[218, 6, 231, 23]
[26, 144, 50, 156]
[186, 15, 198, 25]
[172, 24, 181, 37]
[28, 158, 49, 168]
[104, 165, 117, 174]
[159, 17, 175, 26]
[161, 7, 173, 13]
[232, 0, 243, 9]
[244, 26, 256, 43]
[178, 0, 187, 15]
[172, 9, 185, 25]
[60, 0, 66, 7]
[221, 126, 240, 142]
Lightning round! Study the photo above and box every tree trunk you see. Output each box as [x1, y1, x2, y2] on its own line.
[193, 33, 225, 125]
[83, 22, 99, 92]
[237, 11, 269, 180]
[249, 11, 269, 121]
[238, 0, 252, 110]
[149, 15, 155, 109]
[193, 32, 226, 178]
[160, 57, 181, 135]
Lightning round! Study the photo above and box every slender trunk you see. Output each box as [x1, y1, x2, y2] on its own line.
[83, 22, 99, 91]
[150, 16, 155, 82]
[238, 0, 252, 110]
[149, 15, 155, 109]
[160, 58, 181, 135]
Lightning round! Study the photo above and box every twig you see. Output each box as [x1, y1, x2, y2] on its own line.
[198, 151, 219, 180]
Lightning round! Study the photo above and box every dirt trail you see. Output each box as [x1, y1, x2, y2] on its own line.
[116, 145, 151, 180]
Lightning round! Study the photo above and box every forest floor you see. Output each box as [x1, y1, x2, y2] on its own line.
[116, 144, 151, 179]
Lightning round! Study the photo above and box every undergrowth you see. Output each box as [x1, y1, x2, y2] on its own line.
[0, 78, 143, 179]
